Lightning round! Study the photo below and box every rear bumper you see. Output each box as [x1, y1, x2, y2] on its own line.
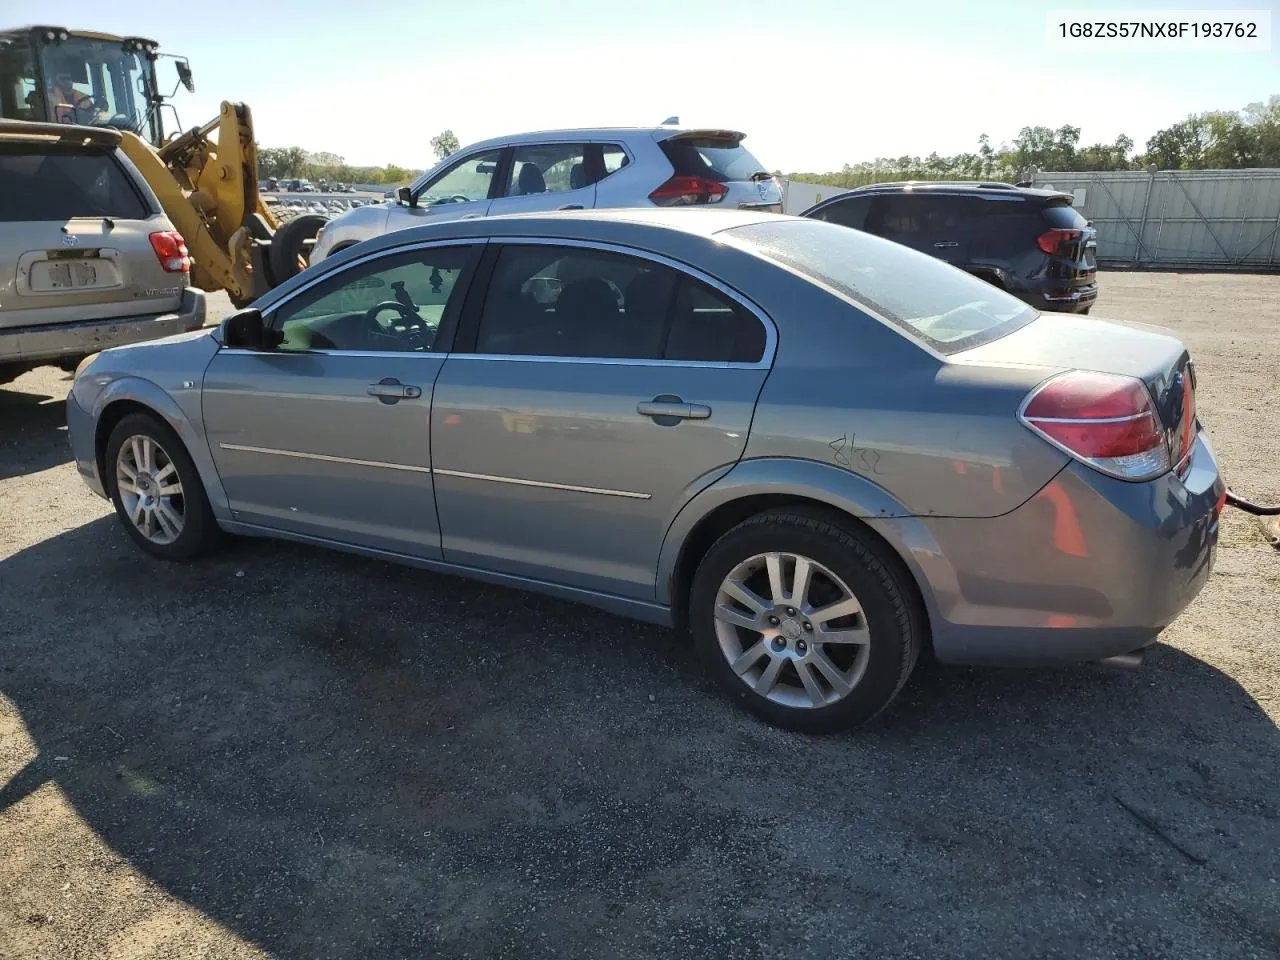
[911, 432, 1223, 666]
[1017, 283, 1098, 314]
[0, 288, 206, 365]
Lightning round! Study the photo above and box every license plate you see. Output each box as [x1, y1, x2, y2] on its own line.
[29, 256, 121, 292]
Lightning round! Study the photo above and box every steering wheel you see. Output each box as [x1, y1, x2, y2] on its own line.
[364, 301, 432, 348]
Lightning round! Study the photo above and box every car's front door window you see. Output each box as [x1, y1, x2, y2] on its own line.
[271, 245, 475, 353]
[416, 151, 502, 208]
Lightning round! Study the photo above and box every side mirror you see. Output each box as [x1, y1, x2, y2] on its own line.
[222, 307, 268, 349]
[176, 60, 195, 94]
[397, 186, 416, 208]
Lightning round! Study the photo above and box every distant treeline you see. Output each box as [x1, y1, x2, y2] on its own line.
[782, 94, 1280, 188]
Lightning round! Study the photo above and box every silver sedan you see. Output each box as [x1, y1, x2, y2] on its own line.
[66, 210, 1224, 731]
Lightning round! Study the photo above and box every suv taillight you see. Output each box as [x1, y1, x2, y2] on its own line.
[1020, 371, 1170, 481]
[149, 231, 190, 273]
[1036, 228, 1081, 257]
[648, 175, 729, 206]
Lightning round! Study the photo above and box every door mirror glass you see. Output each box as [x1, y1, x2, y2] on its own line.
[175, 59, 195, 94]
[222, 307, 268, 349]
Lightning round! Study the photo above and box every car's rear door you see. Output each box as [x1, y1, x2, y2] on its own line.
[485, 142, 596, 216]
[202, 242, 480, 557]
[0, 136, 183, 330]
[429, 240, 775, 599]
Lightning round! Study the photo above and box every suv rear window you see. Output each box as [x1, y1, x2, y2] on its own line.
[1041, 202, 1088, 229]
[0, 143, 149, 222]
[660, 136, 768, 183]
[725, 218, 1036, 354]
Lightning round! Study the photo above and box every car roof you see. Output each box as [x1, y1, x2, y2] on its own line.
[0, 119, 122, 147]
[256, 209, 782, 308]
[835, 181, 1071, 202]
[454, 126, 747, 152]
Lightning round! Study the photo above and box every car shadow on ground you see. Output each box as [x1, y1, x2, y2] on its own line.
[0, 379, 71, 480]
[2, 517, 1278, 959]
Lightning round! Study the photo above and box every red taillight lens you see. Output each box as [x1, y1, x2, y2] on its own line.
[1037, 228, 1081, 256]
[1020, 371, 1170, 481]
[648, 175, 729, 206]
[148, 231, 190, 273]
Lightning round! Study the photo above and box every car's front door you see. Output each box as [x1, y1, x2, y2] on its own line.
[386, 149, 504, 234]
[430, 242, 774, 599]
[485, 143, 597, 217]
[202, 241, 480, 557]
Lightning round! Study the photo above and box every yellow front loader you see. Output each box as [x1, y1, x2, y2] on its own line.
[0, 25, 321, 305]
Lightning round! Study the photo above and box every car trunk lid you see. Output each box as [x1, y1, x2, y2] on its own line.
[655, 130, 782, 211]
[957, 314, 1198, 474]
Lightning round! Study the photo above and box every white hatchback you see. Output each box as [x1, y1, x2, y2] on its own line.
[310, 126, 782, 263]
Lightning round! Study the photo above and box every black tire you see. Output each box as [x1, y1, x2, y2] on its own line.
[1081, 306, 1092, 315]
[268, 213, 328, 283]
[689, 509, 923, 733]
[105, 412, 221, 561]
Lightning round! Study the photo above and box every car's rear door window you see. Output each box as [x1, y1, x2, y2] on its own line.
[472, 244, 767, 363]
[725, 218, 1036, 354]
[0, 143, 148, 221]
[504, 144, 590, 196]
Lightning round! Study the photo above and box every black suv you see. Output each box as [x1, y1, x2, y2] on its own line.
[802, 182, 1098, 314]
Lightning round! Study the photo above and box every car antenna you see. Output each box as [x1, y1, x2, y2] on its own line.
[662, 116, 679, 125]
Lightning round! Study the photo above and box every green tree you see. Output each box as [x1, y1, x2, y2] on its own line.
[430, 129, 460, 161]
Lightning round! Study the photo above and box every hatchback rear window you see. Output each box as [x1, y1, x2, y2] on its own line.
[725, 218, 1036, 354]
[0, 143, 149, 221]
[1041, 202, 1088, 229]
[660, 136, 768, 183]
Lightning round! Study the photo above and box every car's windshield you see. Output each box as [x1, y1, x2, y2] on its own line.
[37, 36, 155, 143]
[725, 218, 1037, 354]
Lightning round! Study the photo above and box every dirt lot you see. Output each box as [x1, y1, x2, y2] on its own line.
[2, 275, 1278, 960]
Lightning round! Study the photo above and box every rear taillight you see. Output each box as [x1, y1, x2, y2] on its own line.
[1020, 371, 1170, 481]
[648, 175, 728, 206]
[1037, 228, 1081, 256]
[149, 231, 190, 273]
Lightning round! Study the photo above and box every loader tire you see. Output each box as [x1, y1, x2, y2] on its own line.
[268, 214, 328, 284]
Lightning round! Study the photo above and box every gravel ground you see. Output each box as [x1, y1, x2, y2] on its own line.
[1, 275, 1278, 960]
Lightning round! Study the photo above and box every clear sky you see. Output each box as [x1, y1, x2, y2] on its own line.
[10, 0, 1279, 172]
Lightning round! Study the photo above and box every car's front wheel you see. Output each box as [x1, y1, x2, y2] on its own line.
[690, 509, 923, 733]
[105, 412, 220, 561]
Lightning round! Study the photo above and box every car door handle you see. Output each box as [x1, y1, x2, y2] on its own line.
[558, 204, 585, 211]
[933, 241, 959, 248]
[367, 379, 422, 403]
[637, 398, 712, 420]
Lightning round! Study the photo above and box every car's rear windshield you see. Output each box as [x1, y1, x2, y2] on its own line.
[660, 136, 769, 183]
[725, 218, 1037, 354]
[1041, 202, 1088, 229]
[0, 143, 150, 222]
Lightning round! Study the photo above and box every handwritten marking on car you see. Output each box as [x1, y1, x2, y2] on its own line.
[829, 434, 885, 475]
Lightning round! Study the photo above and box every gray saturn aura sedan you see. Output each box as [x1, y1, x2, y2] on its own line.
[66, 209, 1224, 732]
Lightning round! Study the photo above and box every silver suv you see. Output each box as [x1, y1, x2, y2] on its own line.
[310, 126, 781, 263]
[0, 121, 205, 384]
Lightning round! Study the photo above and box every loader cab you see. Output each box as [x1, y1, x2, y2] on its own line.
[0, 26, 183, 149]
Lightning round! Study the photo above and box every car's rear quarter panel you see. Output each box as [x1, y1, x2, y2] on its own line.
[732, 270, 1071, 519]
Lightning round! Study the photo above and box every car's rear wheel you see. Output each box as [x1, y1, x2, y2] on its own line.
[690, 509, 922, 732]
[105, 413, 220, 561]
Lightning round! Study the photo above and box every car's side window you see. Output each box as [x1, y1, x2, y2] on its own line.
[665, 277, 767, 364]
[416, 150, 502, 207]
[503, 144, 590, 196]
[600, 144, 630, 178]
[814, 195, 870, 230]
[270, 245, 476, 354]
[473, 245, 766, 364]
